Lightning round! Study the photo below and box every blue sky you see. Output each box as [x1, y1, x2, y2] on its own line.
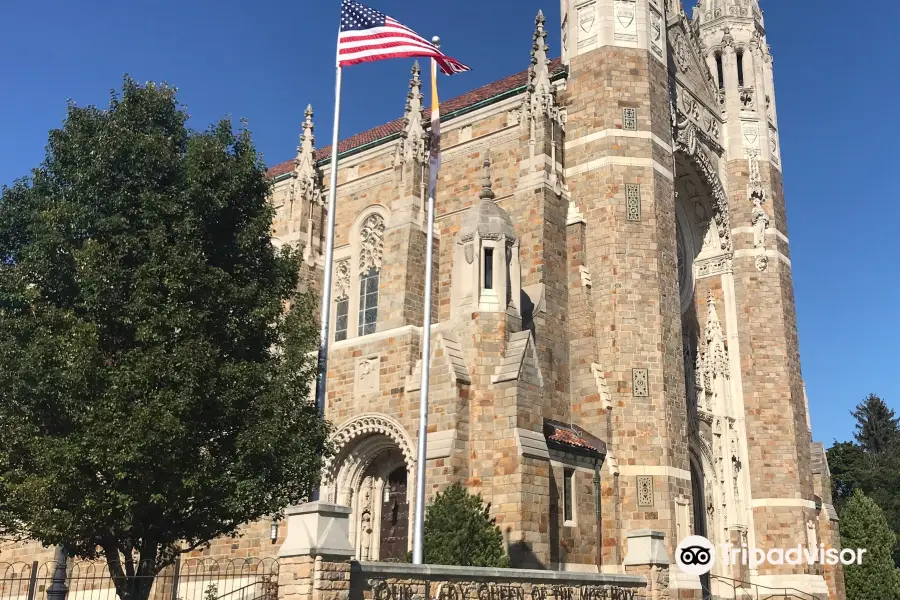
[1, 1, 897, 446]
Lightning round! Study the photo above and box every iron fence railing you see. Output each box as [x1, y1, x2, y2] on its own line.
[0, 558, 278, 600]
[710, 574, 818, 600]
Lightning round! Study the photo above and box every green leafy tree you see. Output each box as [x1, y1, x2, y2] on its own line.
[827, 441, 872, 511]
[852, 394, 900, 454]
[0, 78, 330, 600]
[840, 490, 900, 600]
[418, 483, 508, 567]
[829, 394, 900, 565]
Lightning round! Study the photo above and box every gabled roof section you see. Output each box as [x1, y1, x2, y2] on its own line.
[544, 420, 607, 459]
[268, 59, 566, 179]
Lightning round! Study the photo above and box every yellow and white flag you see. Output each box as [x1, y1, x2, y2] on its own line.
[427, 59, 441, 200]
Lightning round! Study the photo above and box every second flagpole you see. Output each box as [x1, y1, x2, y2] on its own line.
[411, 43, 441, 565]
[311, 55, 343, 502]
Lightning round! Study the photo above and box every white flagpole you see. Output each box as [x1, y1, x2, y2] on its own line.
[412, 39, 441, 566]
[311, 40, 344, 503]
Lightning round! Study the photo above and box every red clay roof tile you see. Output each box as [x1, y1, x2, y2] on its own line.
[267, 58, 565, 179]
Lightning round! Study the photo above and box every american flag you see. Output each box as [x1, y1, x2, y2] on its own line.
[338, 0, 470, 75]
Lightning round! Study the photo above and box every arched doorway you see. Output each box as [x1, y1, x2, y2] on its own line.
[321, 415, 416, 561]
[379, 467, 410, 561]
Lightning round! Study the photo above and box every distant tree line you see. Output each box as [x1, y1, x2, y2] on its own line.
[828, 394, 900, 599]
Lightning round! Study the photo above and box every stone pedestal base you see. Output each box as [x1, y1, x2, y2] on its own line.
[278, 502, 355, 559]
[277, 502, 355, 600]
[623, 531, 676, 600]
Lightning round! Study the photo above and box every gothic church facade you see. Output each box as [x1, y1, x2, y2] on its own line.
[263, 0, 843, 597]
[0, 1, 843, 598]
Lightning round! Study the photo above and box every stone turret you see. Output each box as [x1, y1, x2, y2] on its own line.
[695, 0, 763, 25]
[451, 155, 521, 319]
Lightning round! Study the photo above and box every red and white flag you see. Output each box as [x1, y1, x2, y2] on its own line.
[337, 0, 470, 75]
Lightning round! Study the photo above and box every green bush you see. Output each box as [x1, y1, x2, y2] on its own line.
[413, 483, 508, 567]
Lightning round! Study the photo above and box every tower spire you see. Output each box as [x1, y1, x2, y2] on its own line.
[522, 10, 558, 123]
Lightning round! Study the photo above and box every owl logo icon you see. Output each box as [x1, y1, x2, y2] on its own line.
[676, 535, 716, 576]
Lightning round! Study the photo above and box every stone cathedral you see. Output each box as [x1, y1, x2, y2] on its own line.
[0, 1, 844, 599]
[260, 0, 846, 597]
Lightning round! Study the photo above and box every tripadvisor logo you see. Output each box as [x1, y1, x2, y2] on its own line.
[675, 536, 716, 576]
[675, 535, 869, 575]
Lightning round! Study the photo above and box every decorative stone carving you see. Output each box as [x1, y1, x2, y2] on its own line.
[739, 88, 755, 110]
[633, 368, 649, 397]
[747, 151, 770, 271]
[321, 414, 417, 487]
[637, 476, 654, 507]
[649, 6, 663, 58]
[742, 121, 760, 151]
[359, 480, 374, 560]
[696, 255, 733, 279]
[625, 183, 641, 221]
[358, 214, 386, 273]
[705, 293, 730, 381]
[396, 62, 428, 172]
[294, 105, 324, 207]
[576, 2, 597, 49]
[769, 124, 780, 165]
[334, 259, 351, 300]
[722, 27, 734, 50]
[521, 11, 562, 130]
[674, 35, 690, 72]
[672, 100, 733, 255]
[356, 357, 380, 396]
[614, 0, 638, 43]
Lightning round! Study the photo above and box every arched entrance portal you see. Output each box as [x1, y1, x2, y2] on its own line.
[675, 147, 729, 600]
[321, 415, 416, 562]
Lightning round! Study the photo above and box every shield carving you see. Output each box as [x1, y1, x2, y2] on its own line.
[616, 5, 635, 30]
[743, 124, 759, 146]
[579, 10, 595, 34]
[464, 244, 474, 265]
[651, 19, 661, 42]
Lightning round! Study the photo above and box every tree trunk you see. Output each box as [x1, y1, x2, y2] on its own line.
[104, 545, 160, 600]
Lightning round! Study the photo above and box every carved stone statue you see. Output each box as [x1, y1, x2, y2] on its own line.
[751, 196, 770, 271]
[359, 484, 374, 560]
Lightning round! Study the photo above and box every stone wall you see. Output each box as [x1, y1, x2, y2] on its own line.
[348, 563, 648, 600]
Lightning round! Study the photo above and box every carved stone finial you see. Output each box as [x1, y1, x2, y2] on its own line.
[522, 10, 558, 125]
[398, 61, 427, 168]
[479, 154, 495, 201]
[294, 104, 323, 206]
[705, 292, 729, 378]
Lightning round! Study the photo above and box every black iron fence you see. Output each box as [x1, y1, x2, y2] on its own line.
[710, 574, 818, 599]
[0, 558, 279, 600]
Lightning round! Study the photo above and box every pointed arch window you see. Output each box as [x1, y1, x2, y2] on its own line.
[334, 259, 351, 342]
[356, 213, 385, 337]
[736, 50, 745, 88]
[715, 53, 725, 89]
[358, 267, 380, 336]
